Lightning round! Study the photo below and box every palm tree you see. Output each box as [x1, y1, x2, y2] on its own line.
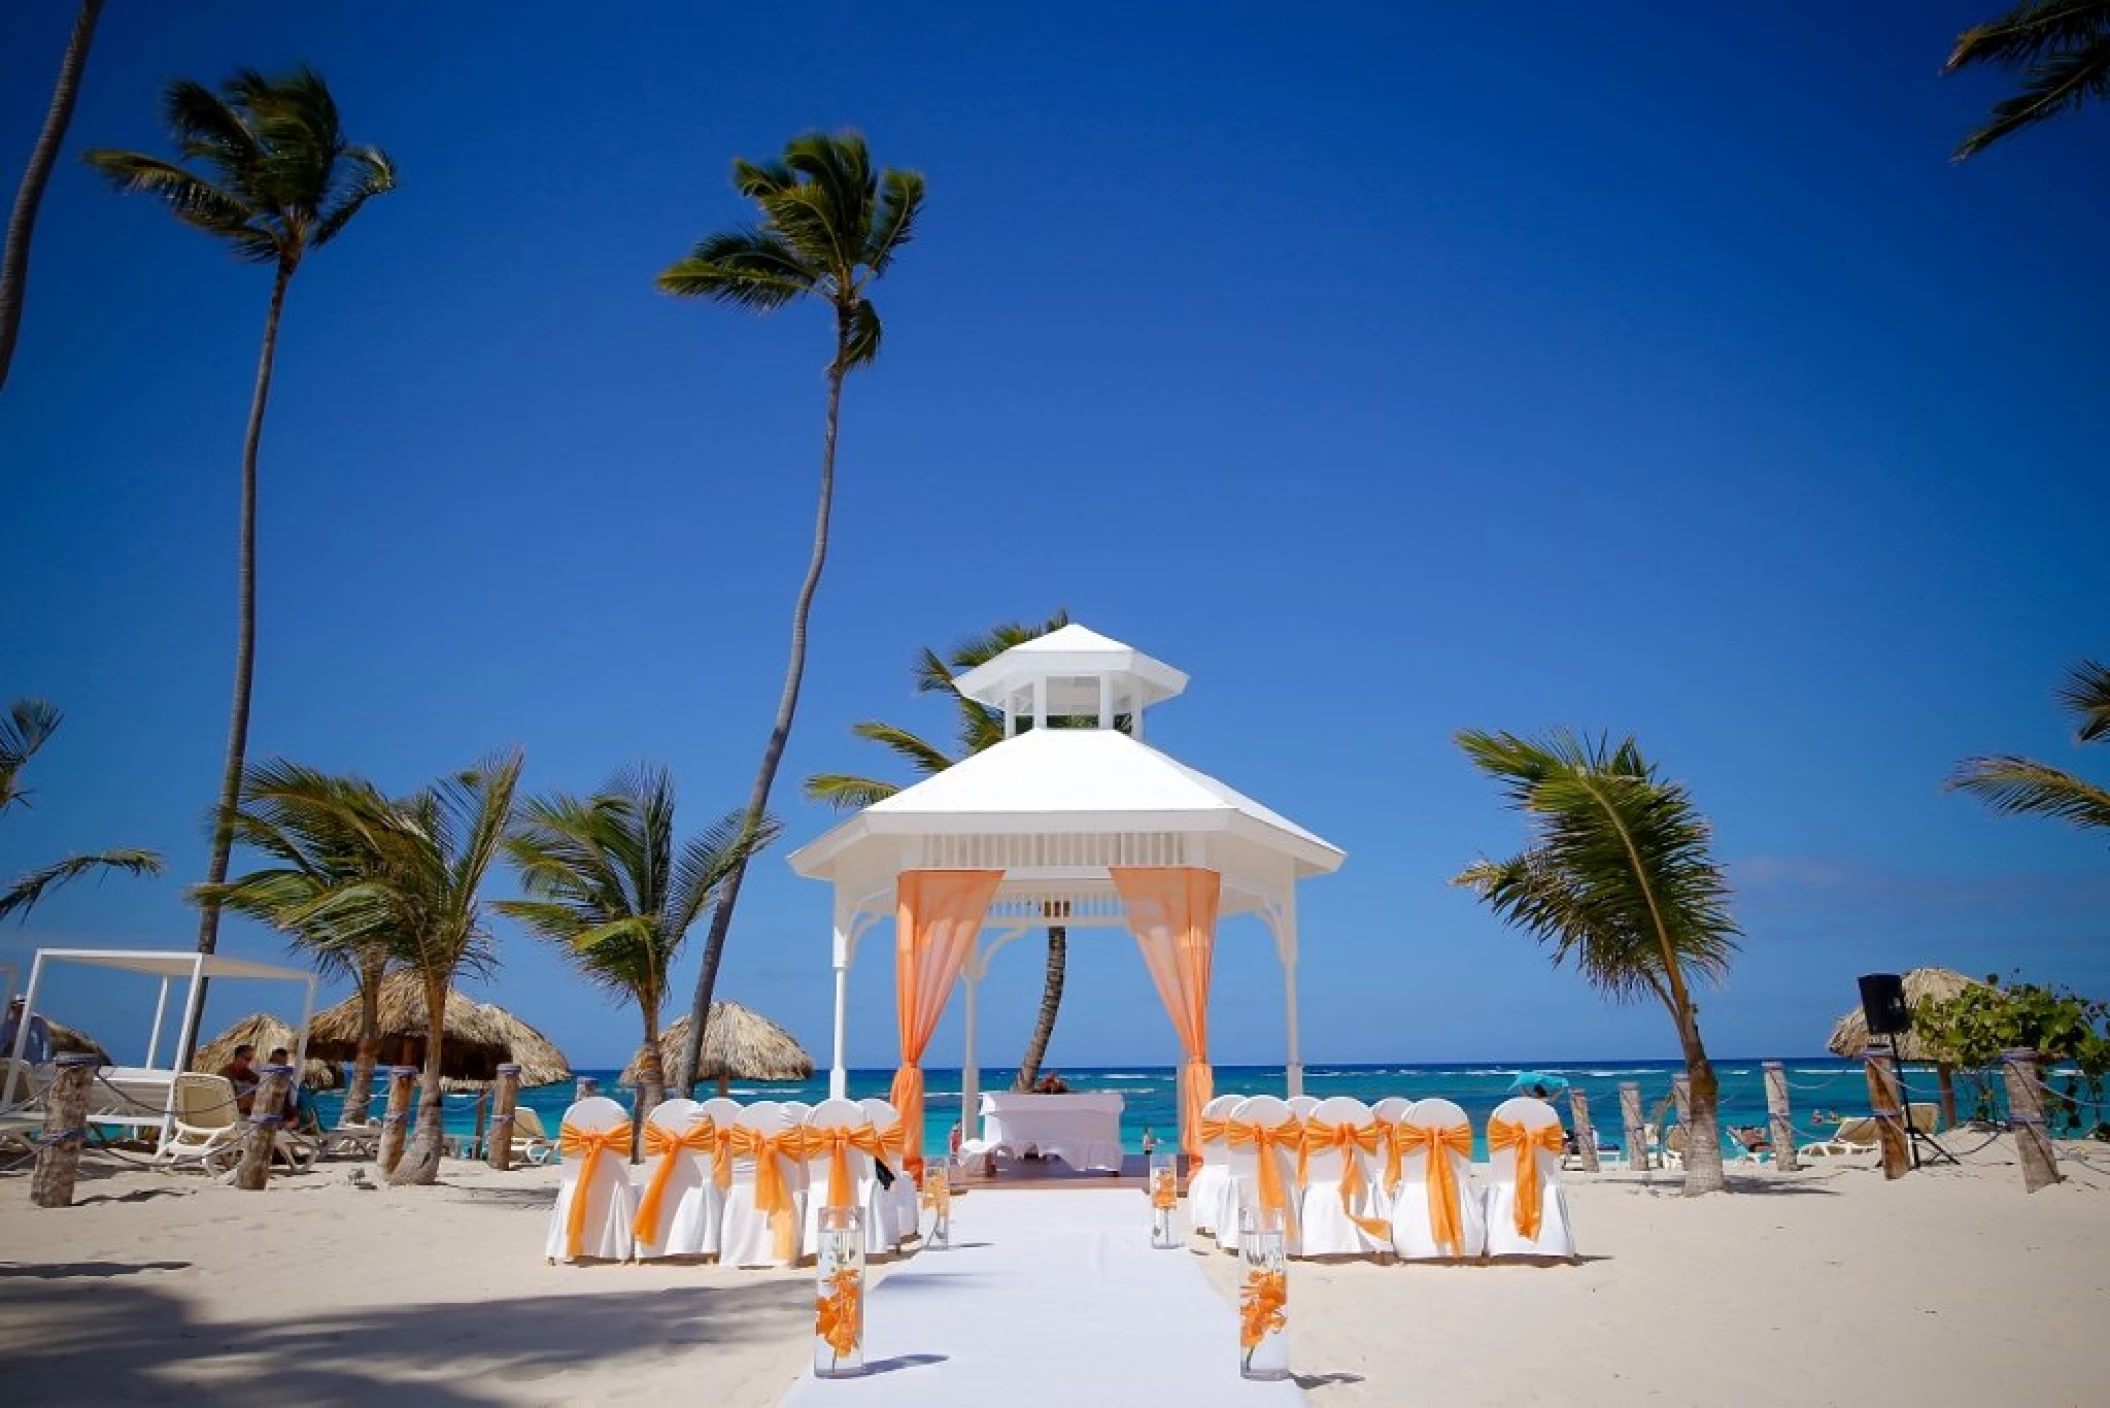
[658, 130, 925, 1096]
[83, 68, 396, 1064]
[1949, 659, 2110, 836]
[1946, 2, 2110, 159]
[498, 766, 778, 1142]
[805, 613, 1082, 1090]
[1453, 729, 1740, 1195]
[192, 760, 399, 1123]
[2, 698, 162, 922]
[0, 0, 105, 391]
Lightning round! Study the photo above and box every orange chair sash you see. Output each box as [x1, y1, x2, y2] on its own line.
[1225, 1119, 1301, 1235]
[730, 1125, 803, 1262]
[1397, 1121, 1474, 1256]
[799, 1124, 885, 1211]
[1486, 1117, 1565, 1241]
[632, 1116, 717, 1242]
[708, 1122, 737, 1191]
[1298, 1118, 1390, 1241]
[1197, 1115, 1233, 1149]
[557, 1120, 634, 1260]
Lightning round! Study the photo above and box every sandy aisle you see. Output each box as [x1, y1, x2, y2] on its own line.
[1194, 1141, 2110, 1407]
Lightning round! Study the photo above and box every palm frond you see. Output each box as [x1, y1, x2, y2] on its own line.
[1949, 1, 2110, 70]
[803, 774, 902, 810]
[849, 720, 955, 777]
[2, 848, 164, 924]
[840, 298, 882, 371]
[1948, 755, 2110, 832]
[1952, 31, 2110, 157]
[0, 698, 62, 812]
[863, 167, 926, 275]
[314, 144, 396, 248]
[79, 151, 275, 260]
[658, 227, 813, 309]
[2056, 659, 2110, 743]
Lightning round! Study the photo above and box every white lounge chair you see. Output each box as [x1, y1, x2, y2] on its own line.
[1797, 1115, 1881, 1160]
[157, 1073, 243, 1173]
[510, 1105, 556, 1165]
[1388, 1097, 1487, 1261]
[1484, 1096, 1577, 1261]
[543, 1096, 637, 1263]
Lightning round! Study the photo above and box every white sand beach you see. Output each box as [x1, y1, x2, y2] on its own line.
[3, 1141, 2108, 1407]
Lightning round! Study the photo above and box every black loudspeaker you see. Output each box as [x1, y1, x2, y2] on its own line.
[1858, 973, 1911, 1037]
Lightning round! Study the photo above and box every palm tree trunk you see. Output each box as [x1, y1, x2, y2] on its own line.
[1012, 926, 1067, 1090]
[391, 972, 448, 1186]
[1676, 1014, 1725, 1195]
[177, 257, 294, 1071]
[0, 0, 103, 393]
[341, 957, 385, 1125]
[635, 1005, 664, 1161]
[677, 316, 849, 1094]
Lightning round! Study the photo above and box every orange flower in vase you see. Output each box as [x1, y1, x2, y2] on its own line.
[1238, 1268, 1288, 1366]
[1150, 1168, 1178, 1211]
[815, 1266, 863, 1366]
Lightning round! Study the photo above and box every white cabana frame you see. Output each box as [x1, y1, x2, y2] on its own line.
[789, 626, 1345, 1126]
[7, 947, 318, 1144]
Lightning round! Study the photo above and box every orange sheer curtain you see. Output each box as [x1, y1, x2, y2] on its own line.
[1111, 866, 1221, 1164]
[892, 869, 1004, 1183]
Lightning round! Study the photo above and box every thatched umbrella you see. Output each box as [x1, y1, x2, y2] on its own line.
[192, 1012, 338, 1089]
[306, 971, 571, 1088]
[621, 1001, 813, 1094]
[1826, 966, 1994, 1124]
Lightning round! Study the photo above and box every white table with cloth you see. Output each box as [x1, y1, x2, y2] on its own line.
[968, 1091, 1125, 1172]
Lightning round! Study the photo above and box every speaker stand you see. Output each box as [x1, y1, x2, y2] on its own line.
[1888, 1034, 1958, 1168]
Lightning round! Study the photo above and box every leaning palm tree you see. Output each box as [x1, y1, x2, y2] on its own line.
[498, 766, 778, 1141]
[84, 68, 396, 1063]
[192, 759, 398, 1123]
[1454, 729, 1740, 1196]
[1949, 659, 2110, 837]
[2, 698, 162, 922]
[0, 0, 106, 391]
[1946, 2, 2110, 159]
[805, 613, 1079, 1089]
[658, 130, 925, 1096]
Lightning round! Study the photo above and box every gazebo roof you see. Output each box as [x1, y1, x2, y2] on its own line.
[788, 726, 1345, 882]
[950, 623, 1188, 717]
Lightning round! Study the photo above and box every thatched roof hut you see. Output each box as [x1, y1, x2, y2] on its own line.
[1826, 967, 1992, 1062]
[621, 1001, 813, 1088]
[192, 1012, 339, 1088]
[305, 972, 571, 1088]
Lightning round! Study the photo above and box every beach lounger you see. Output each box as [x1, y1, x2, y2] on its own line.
[510, 1105, 555, 1164]
[634, 1097, 714, 1260]
[1660, 1125, 1687, 1171]
[543, 1096, 636, 1263]
[720, 1100, 806, 1268]
[1797, 1115, 1882, 1160]
[1484, 1096, 1577, 1261]
[1388, 1097, 1487, 1262]
[1185, 1093, 1242, 1238]
[1298, 1095, 1388, 1258]
[156, 1073, 243, 1172]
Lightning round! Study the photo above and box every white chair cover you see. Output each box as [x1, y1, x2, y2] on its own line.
[859, 1096, 916, 1245]
[1370, 1096, 1412, 1125]
[691, 1097, 741, 1256]
[543, 1096, 638, 1263]
[1483, 1096, 1576, 1260]
[1297, 1095, 1387, 1257]
[719, 1101, 806, 1268]
[1389, 1098, 1487, 1261]
[1185, 1093, 1242, 1237]
[633, 1098, 712, 1260]
[800, 1098, 892, 1256]
[778, 1102, 814, 1194]
[1285, 1095, 1320, 1121]
[1221, 1095, 1302, 1257]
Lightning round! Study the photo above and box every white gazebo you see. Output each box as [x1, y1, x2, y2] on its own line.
[788, 624, 1345, 1170]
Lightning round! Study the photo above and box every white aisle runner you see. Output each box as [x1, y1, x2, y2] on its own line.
[778, 1188, 1306, 1407]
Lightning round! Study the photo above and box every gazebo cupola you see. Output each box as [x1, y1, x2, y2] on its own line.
[789, 624, 1345, 1176]
[949, 622, 1189, 739]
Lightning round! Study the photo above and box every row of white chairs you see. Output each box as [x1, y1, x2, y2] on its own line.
[545, 1095, 926, 1266]
[1186, 1094, 1576, 1261]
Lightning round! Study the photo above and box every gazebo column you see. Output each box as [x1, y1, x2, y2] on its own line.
[1273, 891, 1304, 1098]
[960, 974, 980, 1145]
[829, 890, 854, 1100]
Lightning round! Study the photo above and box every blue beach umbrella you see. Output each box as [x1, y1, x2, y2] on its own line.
[1505, 1070, 1571, 1094]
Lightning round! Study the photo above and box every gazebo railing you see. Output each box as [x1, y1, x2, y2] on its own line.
[912, 830, 1190, 871]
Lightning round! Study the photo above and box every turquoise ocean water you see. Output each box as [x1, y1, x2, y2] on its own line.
[313, 1056, 1999, 1161]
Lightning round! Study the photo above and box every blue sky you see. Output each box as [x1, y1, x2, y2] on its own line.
[3, 2, 2105, 1073]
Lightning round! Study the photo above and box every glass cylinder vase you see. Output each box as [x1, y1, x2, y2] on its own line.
[814, 1207, 867, 1378]
[1238, 1207, 1290, 1381]
[1149, 1150, 1181, 1249]
[922, 1157, 952, 1250]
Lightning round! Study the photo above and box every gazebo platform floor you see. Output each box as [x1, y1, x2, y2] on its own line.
[951, 1151, 1190, 1192]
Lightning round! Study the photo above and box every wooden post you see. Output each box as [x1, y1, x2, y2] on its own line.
[378, 1065, 416, 1174]
[487, 1064, 521, 1171]
[1671, 1074, 1691, 1131]
[470, 1086, 489, 1161]
[1568, 1088, 1600, 1172]
[1937, 1064, 1958, 1131]
[575, 1075, 598, 1103]
[1619, 1081, 1648, 1171]
[1862, 1047, 1910, 1180]
[1764, 1061, 1797, 1172]
[2002, 1048, 2060, 1193]
[233, 1065, 290, 1190]
[30, 1054, 98, 1208]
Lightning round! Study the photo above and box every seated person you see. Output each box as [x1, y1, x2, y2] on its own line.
[1032, 1071, 1070, 1094]
[265, 1046, 314, 1129]
[218, 1043, 260, 1115]
[1731, 1124, 1771, 1154]
[1, 996, 52, 1066]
